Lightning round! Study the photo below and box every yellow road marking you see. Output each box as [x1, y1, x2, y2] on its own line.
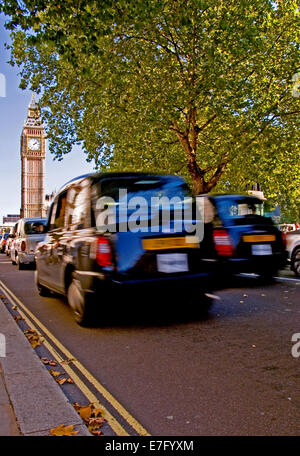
[0, 279, 150, 436]
[0, 293, 128, 436]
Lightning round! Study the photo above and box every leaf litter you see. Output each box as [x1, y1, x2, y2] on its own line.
[73, 402, 105, 436]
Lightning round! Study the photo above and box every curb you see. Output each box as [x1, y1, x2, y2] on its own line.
[0, 299, 91, 436]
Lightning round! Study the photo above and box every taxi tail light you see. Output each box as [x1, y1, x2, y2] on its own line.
[281, 232, 287, 248]
[21, 241, 26, 252]
[213, 229, 234, 256]
[96, 236, 112, 267]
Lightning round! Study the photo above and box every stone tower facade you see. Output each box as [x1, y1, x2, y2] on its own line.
[20, 94, 46, 218]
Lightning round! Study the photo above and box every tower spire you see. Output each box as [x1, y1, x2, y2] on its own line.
[25, 93, 42, 127]
[29, 92, 37, 109]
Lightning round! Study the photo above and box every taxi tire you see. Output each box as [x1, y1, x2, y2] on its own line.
[291, 248, 300, 277]
[11, 251, 16, 265]
[16, 255, 25, 270]
[197, 293, 213, 317]
[35, 272, 51, 297]
[67, 275, 92, 326]
[258, 269, 277, 283]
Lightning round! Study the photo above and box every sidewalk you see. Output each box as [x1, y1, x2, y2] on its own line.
[0, 364, 20, 436]
[0, 299, 90, 436]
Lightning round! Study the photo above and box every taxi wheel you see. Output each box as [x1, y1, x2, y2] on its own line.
[291, 248, 300, 277]
[258, 269, 277, 283]
[35, 271, 50, 297]
[195, 293, 213, 317]
[16, 255, 25, 270]
[11, 252, 16, 265]
[67, 276, 92, 326]
[202, 293, 213, 311]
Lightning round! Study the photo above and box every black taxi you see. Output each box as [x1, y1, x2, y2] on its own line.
[35, 172, 219, 325]
[205, 194, 288, 281]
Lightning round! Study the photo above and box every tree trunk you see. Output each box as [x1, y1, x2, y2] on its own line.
[171, 120, 227, 195]
[187, 156, 206, 194]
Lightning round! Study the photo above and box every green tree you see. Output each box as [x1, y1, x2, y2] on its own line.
[1, 0, 299, 196]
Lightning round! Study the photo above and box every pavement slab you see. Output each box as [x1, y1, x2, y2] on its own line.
[0, 366, 20, 436]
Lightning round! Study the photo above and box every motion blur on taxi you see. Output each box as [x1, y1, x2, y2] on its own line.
[35, 172, 220, 326]
[203, 193, 288, 281]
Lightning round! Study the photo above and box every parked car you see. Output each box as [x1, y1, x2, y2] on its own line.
[0, 233, 9, 253]
[200, 194, 288, 281]
[278, 223, 299, 233]
[5, 224, 18, 256]
[5, 234, 16, 256]
[35, 172, 220, 325]
[285, 229, 300, 277]
[11, 217, 47, 269]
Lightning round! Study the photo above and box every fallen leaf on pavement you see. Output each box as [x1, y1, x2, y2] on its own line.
[56, 378, 67, 385]
[50, 424, 78, 436]
[73, 402, 105, 435]
[88, 423, 104, 436]
[89, 429, 103, 436]
[60, 358, 76, 365]
[41, 358, 58, 366]
[24, 330, 42, 348]
[88, 417, 105, 426]
[55, 376, 74, 385]
[49, 369, 62, 377]
[77, 405, 94, 421]
[14, 316, 24, 321]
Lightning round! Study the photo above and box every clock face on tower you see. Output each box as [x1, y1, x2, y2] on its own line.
[28, 138, 41, 150]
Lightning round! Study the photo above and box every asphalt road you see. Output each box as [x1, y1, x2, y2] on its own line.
[0, 255, 299, 436]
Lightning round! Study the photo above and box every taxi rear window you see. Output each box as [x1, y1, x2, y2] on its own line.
[24, 220, 46, 234]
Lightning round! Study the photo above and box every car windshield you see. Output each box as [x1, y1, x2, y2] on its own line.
[24, 220, 46, 234]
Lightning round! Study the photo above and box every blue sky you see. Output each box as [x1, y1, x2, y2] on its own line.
[0, 13, 95, 223]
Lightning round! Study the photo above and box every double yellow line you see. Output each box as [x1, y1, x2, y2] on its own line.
[0, 279, 150, 437]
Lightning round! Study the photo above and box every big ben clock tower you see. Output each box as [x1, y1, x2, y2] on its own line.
[20, 94, 46, 218]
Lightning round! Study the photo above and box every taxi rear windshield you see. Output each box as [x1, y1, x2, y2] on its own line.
[24, 220, 46, 234]
[94, 176, 191, 203]
[215, 197, 269, 223]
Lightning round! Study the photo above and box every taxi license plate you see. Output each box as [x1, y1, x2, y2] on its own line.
[251, 244, 272, 255]
[157, 253, 189, 273]
[143, 236, 199, 251]
[243, 235, 276, 242]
